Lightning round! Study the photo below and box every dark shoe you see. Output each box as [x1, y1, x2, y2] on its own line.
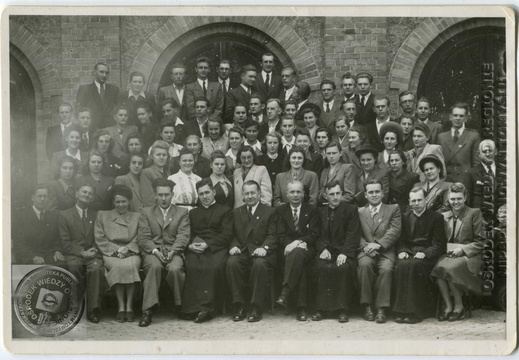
[338, 312, 349, 323]
[232, 307, 246, 322]
[87, 308, 100, 323]
[311, 311, 323, 321]
[438, 310, 451, 322]
[275, 295, 288, 308]
[116, 311, 126, 323]
[375, 308, 387, 324]
[363, 305, 375, 322]
[180, 312, 197, 321]
[126, 311, 135, 322]
[296, 308, 307, 321]
[394, 316, 405, 324]
[247, 309, 263, 323]
[448, 308, 465, 322]
[403, 315, 422, 324]
[194, 310, 211, 323]
[138, 312, 152, 327]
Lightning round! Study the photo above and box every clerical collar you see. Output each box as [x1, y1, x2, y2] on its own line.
[413, 208, 426, 217]
[202, 201, 216, 209]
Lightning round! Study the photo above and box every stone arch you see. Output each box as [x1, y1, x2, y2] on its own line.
[9, 21, 62, 181]
[389, 17, 505, 92]
[132, 17, 321, 93]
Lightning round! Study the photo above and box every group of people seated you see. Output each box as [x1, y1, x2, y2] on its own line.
[16, 55, 504, 327]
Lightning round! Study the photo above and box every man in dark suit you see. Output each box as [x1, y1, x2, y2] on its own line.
[225, 65, 257, 123]
[275, 180, 320, 321]
[226, 180, 278, 322]
[357, 179, 401, 324]
[416, 97, 443, 145]
[185, 57, 224, 119]
[157, 64, 188, 121]
[340, 72, 358, 103]
[279, 66, 298, 102]
[137, 178, 190, 327]
[395, 91, 417, 123]
[77, 107, 97, 151]
[355, 72, 376, 126]
[183, 97, 210, 138]
[317, 79, 343, 129]
[217, 60, 238, 124]
[367, 95, 396, 152]
[254, 52, 282, 102]
[438, 102, 481, 183]
[160, 99, 186, 145]
[463, 139, 496, 220]
[13, 184, 65, 264]
[312, 181, 360, 322]
[250, 93, 267, 140]
[116, 71, 157, 127]
[46, 102, 74, 160]
[59, 182, 104, 323]
[76, 62, 119, 129]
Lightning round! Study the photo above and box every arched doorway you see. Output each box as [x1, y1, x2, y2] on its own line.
[417, 27, 505, 128]
[158, 33, 284, 88]
[10, 53, 37, 211]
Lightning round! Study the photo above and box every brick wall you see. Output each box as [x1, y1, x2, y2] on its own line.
[60, 16, 122, 105]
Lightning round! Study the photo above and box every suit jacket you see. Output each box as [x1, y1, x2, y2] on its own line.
[157, 84, 188, 120]
[316, 96, 343, 129]
[140, 165, 170, 207]
[317, 202, 361, 259]
[138, 123, 160, 153]
[185, 80, 223, 119]
[277, 202, 320, 250]
[79, 127, 98, 152]
[189, 203, 233, 253]
[388, 168, 420, 211]
[225, 85, 252, 123]
[183, 119, 204, 138]
[356, 93, 376, 126]
[76, 82, 120, 129]
[318, 163, 356, 204]
[438, 129, 480, 183]
[417, 120, 444, 145]
[47, 180, 77, 211]
[78, 174, 114, 211]
[116, 90, 157, 126]
[367, 118, 398, 152]
[231, 203, 278, 254]
[94, 210, 141, 256]
[401, 133, 414, 151]
[50, 150, 89, 180]
[233, 164, 272, 208]
[59, 206, 98, 257]
[407, 143, 446, 182]
[114, 174, 143, 212]
[46, 125, 67, 161]
[137, 204, 190, 254]
[398, 209, 446, 261]
[463, 163, 493, 212]
[353, 167, 389, 207]
[253, 71, 282, 103]
[442, 206, 484, 257]
[103, 125, 139, 160]
[358, 203, 401, 263]
[14, 208, 60, 263]
[273, 169, 319, 207]
[416, 180, 452, 213]
[341, 146, 362, 173]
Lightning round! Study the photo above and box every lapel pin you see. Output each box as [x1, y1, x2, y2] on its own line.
[256, 216, 259, 220]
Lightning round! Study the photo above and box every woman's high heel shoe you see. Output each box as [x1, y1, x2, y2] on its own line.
[438, 310, 451, 322]
[448, 308, 465, 322]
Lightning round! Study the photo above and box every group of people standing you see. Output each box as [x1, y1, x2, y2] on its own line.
[15, 53, 502, 327]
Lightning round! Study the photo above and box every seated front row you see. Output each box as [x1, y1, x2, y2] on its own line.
[13, 178, 487, 325]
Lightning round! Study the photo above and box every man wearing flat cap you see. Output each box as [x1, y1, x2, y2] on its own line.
[353, 144, 389, 207]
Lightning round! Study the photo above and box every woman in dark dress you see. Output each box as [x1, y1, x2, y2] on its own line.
[78, 149, 115, 211]
[206, 150, 234, 209]
[387, 150, 420, 213]
[47, 155, 78, 211]
[92, 129, 126, 178]
[257, 131, 285, 185]
[181, 178, 233, 322]
[431, 183, 485, 321]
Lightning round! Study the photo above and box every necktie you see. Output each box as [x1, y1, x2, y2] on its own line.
[486, 165, 494, 179]
[449, 217, 458, 242]
[83, 133, 89, 145]
[222, 81, 227, 95]
[293, 209, 299, 232]
[360, 96, 365, 107]
[100, 84, 105, 102]
[39, 211, 44, 221]
[328, 207, 335, 232]
[265, 73, 270, 88]
[248, 206, 253, 220]
[371, 206, 378, 218]
[326, 103, 330, 113]
[453, 129, 460, 142]
[202, 81, 207, 98]
[220, 181, 229, 197]
[118, 128, 123, 139]
[82, 209, 88, 230]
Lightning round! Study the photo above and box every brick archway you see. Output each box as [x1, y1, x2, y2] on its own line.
[9, 22, 62, 181]
[132, 17, 321, 94]
[389, 17, 505, 92]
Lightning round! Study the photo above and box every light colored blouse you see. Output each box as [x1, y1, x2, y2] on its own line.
[167, 170, 202, 211]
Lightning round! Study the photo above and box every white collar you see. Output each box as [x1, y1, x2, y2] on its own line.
[65, 148, 81, 160]
[240, 84, 251, 93]
[451, 124, 465, 136]
[369, 203, 382, 213]
[33, 205, 43, 218]
[129, 90, 146, 99]
[413, 208, 426, 217]
[202, 201, 216, 209]
[76, 205, 87, 218]
[247, 202, 260, 215]
[197, 78, 209, 87]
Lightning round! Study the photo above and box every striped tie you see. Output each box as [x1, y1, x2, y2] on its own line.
[293, 208, 299, 232]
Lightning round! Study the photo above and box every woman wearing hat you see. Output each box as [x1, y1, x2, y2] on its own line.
[431, 183, 485, 321]
[416, 154, 452, 212]
[94, 184, 142, 323]
[406, 122, 445, 182]
[296, 103, 325, 153]
[378, 122, 404, 171]
[353, 144, 389, 207]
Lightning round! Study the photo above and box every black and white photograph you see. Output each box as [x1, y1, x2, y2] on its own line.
[3, 5, 516, 356]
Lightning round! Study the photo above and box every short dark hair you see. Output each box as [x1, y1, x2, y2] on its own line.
[451, 102, 469, 115]
[196, 178, 214, 192]
[398, 90, 415, 101]
[320, 79, 336, 90]
[194, 96, 211, 108]
[203, 116, 225, 138]
[325, 140, 342, 153]
[32, 183, 50, 196]
[340, 99, 357, 111]
[373, 95, 390, 107]
[159, 121, 176, 133]
[364, 178, 383, 192]
[242, 180, 260, 192]
[295, 127, 312, 140]
[236, 145, 258, 165]
[152, 178, 175, 193]
[195, 56, 211, 66]
[129, 71, 146, 82]
[241, 64, 257, 76]
[64, 124, 83, 138]
[250, 93, 265, 104]
[388, 150, 407, 166]
[341, 72, 356, 82]
[243, 119, 259, 131]
[409, 186, 426, 198]
[125, 133, 142, 152]
[315, 127, 332, 141]
[161, 98, 179, 109]
[94, 62, 109, 71]
[55, 155, 79, 179]
[288, 145, 305, 159]
[324, 180, 343, 192]
[448, 182, 467, 198]
[170, 63, 186, 71]
[417, 96, 430, 106]
[355, 72, 373, 84]
[112, 104, 129, 117]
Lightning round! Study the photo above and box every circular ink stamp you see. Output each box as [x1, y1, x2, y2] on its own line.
[14, 266, 84, 337]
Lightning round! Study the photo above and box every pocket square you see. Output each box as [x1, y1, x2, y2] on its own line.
[476, 180, 484, 185]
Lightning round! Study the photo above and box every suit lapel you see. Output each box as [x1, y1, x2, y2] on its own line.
[128, 176, 142, 202]
[246, 204, 264, 237]
[153, 206, 165, 228]
[72, 209, 86, 236]
[362, 207, 375, 230]
[372, 204, 385, 232]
